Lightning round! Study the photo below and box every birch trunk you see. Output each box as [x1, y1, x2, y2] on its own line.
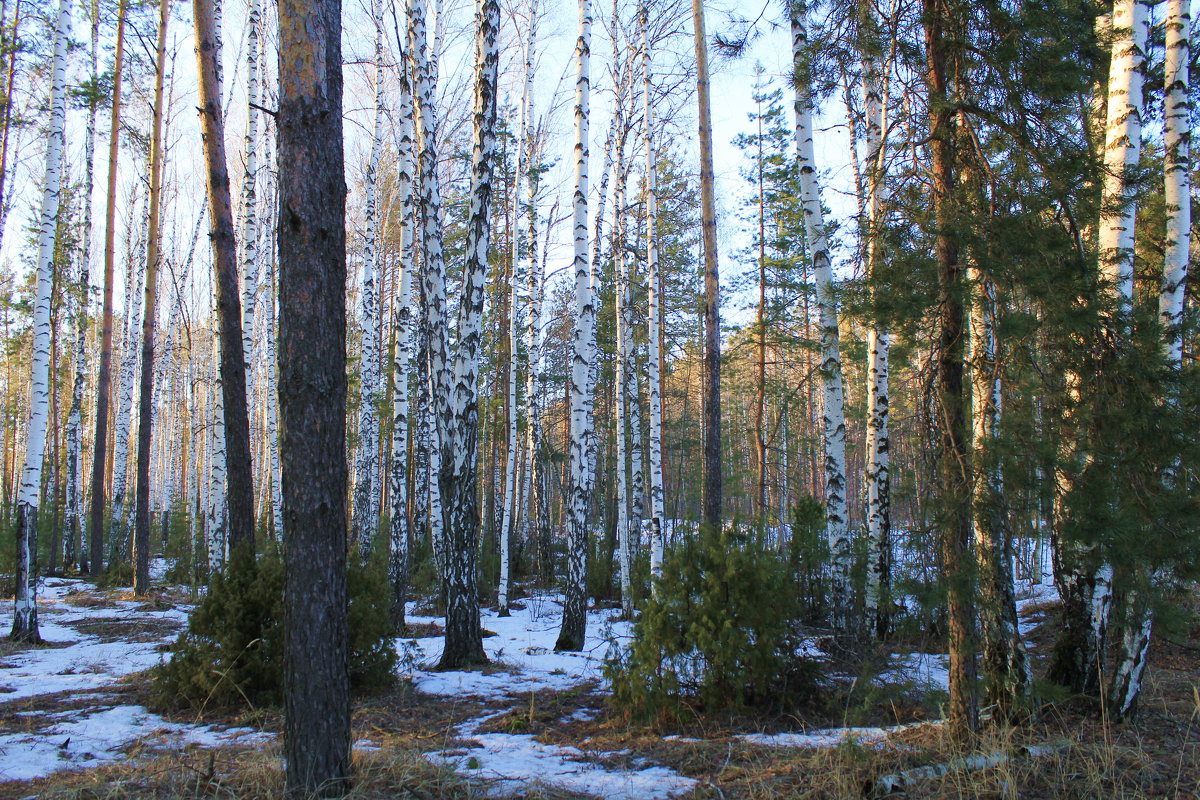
[110, 223, 146, 557]
[791, 0, 850, 630]
[65, 0, 100, 572]
[1108, 0, 1189, 721]
[389, 44, 416, 631]
[240, 0, 260, 365]
[860, 2, 891, 638]
[557, 0, 593, 653]
[499, 7, 535, 616]
[1051, 0, 1148, 698]
[641, 0, 664, 579]
[11, 0, 69, 641]
[409, 0, 448, 585]
[1159, 0, 1191, 369]
[613, 88, 633, 619]
[437, 0, 499, 669]
[132, 0, 169, 595]
[352, 0, 384, 554]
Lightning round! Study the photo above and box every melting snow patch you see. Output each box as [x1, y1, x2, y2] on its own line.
[740, 721, 932, 749]
[429, 733, 696, 800]
[402, 594, 630, 699]
[0, 704, 270, 782]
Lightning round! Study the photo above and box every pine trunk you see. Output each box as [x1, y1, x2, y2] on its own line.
[694, 0, 721, 529]
[132, 0, 169, 595]
[89, 0, 128, 574]
[273, 0, 351, 786]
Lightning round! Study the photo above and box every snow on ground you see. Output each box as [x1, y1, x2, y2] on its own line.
[0, 705, 268, 782]
[0, 571, 271, 784]
[403, 593, 631, 699]
[405, 595, 699, 798]
[740, 720, 937, 749]
[428, 710, 697, 800]
[0, 577, 189, 700]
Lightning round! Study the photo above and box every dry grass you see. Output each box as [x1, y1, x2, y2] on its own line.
[4, 744, 473, 800]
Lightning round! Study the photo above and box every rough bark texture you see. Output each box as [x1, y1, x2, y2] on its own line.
[273, 0, 352, 787]
[437, 0, 498, 670]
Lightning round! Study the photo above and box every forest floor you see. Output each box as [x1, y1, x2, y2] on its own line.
[1, 560, 1198, 799]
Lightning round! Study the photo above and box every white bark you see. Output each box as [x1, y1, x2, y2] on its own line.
[1160, 0, 1190, 368]
[498, 0, 536, 617]
[11, 0, 70, 640]
[641, 0, 664, 579]
[389, 38, 417, 628]
[110, 214, 147, 550]
[1098, 0, 1149, 305]
[791, 0, 850, 629]
[240, 0, 260, 376]
[207, 333, 228, 573]
[1110, 0, 1190, 720]
[409, 0, 449, 578]
[65, 0, 101, 572]
[861, 4, 891, 637]
[353, 0, 385, 554]
[613, 76, 633, 619]
[558, 0, 593, 652]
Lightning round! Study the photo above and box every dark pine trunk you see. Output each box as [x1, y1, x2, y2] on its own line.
[272, 0, 351, 790]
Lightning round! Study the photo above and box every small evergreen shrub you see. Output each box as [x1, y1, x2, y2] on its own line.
[606, 522, 822, 720]
[153, 548, 397, 710]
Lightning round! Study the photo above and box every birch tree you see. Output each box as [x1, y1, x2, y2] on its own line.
[10, 0, 69, 641]
[352, 0, 385, 553]
[389, 32, 417, 631]
[409, 0, 448, 586]
[438, 0, 499, 669]
[498, 0, 537, 618]
[64, 0, 101, 573]
[641, 0, 665, 578]
[557, 0, 594, 653]
[1050, 0, 1148, 698]
[1108, 0, 1189, 720]
[860, 0, 892, 638]
[790, 0, 850, 631]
